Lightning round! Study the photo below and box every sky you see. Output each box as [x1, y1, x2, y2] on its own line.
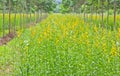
[56, 0, 62, 4]
[55, 0, 62, 12]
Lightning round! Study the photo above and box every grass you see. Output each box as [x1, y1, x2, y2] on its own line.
[0, 14, 120, 76]
[0, 39, 19, 76]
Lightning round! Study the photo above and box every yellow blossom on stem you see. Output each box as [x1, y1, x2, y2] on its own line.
[31, 30, 36, 38]
[43, 31, 47, 37]
[102, 43, 107, 53]
[55, 39, 59, 45]
[38, 37, 42, 44]
[118, 28, 120, 33]
[17, 30, 22, 38]
[111, 45, 117, 57]
[93, 26, 98, 32]
[118, 28, 120, 36]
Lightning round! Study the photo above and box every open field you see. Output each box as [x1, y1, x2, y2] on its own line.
[0, 14, 120, 76]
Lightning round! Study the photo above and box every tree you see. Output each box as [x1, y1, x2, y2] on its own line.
[60, 0, 86, 13]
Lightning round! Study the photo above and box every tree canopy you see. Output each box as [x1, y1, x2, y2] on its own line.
[0, 0, 120, 13]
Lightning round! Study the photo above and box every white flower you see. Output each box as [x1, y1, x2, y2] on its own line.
[24, 40, 29, 46]
[116, 41, 119, 47]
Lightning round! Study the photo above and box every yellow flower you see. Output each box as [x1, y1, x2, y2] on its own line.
[111, 46, 117, 56]
[55, 39, 59, 45]
[47, 25, 50, 33]
[118, 28, 120, 36]
[93, 26, 98, 32]
[43, 31, 47, 37]
[118, 28, 120, 33]
[31, 30, 36, 38]
[86, 40, 90, 45]
[82, 32, 88, 39]
[86, 49, 91, 56]
[38, 37, 42, 44]
[102, 43, 107, 53]
[95, 41, 99, 48]
[63, 30, 68, 37]
[17, 30, 22, 38]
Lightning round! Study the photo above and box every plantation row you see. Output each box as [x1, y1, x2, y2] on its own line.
[0, 14, 120, 76]
[83, 14, 120, 30]
[0, 13, 44, 37]
[0, 13, 120, 38]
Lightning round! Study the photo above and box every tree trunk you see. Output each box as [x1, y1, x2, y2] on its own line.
[30, 1, 32, 24]
[107, 0, 110, 29]
[96, 6, 97, 20]
[2, 1, 5, 37]
[40, 10, 42, 20]
[23, 12, 24, 27]
[26, 0, 28, 25]
[34, 11, 36, 24]
[14, 3, 17, 34]
[101, 0, 104, 28]
[8, 0, 11, 34]
[90, 5, 93, 25]
[20, 9, 22, 29]
[84, 3, 86, 23]
[114, 0, 116, 30]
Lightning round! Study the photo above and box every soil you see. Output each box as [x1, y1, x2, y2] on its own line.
[0, 32, 15, 46]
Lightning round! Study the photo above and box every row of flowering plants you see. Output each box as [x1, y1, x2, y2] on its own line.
[11, 14, 120, 75]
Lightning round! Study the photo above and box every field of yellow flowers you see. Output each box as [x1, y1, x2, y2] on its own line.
[0, 14, 120, 75]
